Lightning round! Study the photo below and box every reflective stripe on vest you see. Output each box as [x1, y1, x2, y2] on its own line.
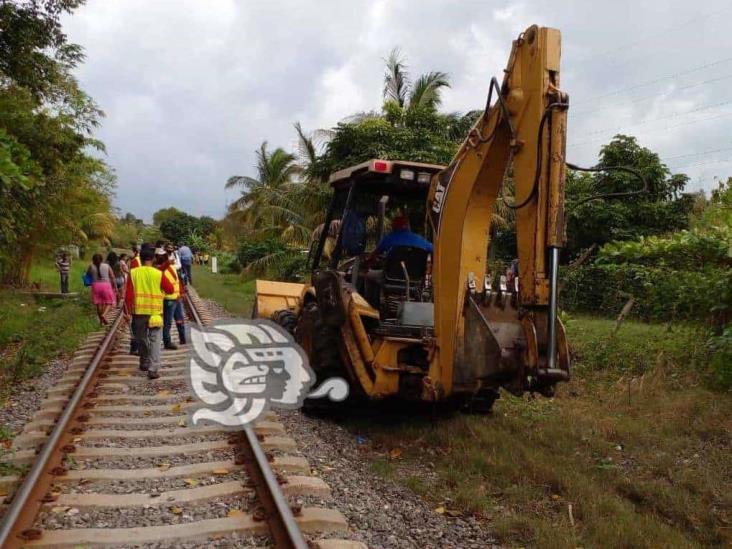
[163, 266, 180, 300]
[131, 266, 164, 315]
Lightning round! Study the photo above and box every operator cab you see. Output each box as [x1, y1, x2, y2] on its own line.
[309, 159, 444, 337]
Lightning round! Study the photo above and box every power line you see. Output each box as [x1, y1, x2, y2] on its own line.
[572, 56, 732, 106]
[570, 110, 732, 148]
[669, 158, 732, 170]
[572, 73, 732, 117]
[573, 7, 731, 65]
[664, 146, 732, 161]
[580, 98, 732, 138]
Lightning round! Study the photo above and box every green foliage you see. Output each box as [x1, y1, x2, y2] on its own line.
[0, 276, 99, 398]
[315, 113, 458, 178]
[562, 263, 725, 322]
[237, 236, 287, 269]
[155, 209, 217, 248]
[189, 264, 254, 317]
[597, 226, 731, 270]
[565, 135, 695, 259]
[216, 251, 241, 274]
[152, 206, 184, 227]
[0, 1, 114, 285]
[565, 315, 708, 376]
[708, 326, 732, 390]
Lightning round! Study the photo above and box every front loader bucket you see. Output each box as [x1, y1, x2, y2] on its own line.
[253, 279, 306, 319]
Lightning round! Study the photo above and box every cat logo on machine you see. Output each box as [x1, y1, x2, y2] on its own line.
[429, 161, 458, 234]
[432, 181, 446, 215]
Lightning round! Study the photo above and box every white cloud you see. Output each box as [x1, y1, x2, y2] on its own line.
[62, 0, 732, 220]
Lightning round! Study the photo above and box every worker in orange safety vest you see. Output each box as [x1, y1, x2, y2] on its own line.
[155, 247, 187, 350]
[124, 247, 175, 379]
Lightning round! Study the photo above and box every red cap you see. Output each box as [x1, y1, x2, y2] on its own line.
[392, 215, 409, 230]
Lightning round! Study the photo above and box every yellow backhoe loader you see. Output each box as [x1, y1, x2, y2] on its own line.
[255, 25, 571, 411]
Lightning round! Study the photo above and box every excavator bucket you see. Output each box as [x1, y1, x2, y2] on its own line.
[253, 279, 305, 319]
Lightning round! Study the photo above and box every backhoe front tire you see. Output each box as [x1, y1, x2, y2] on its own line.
[272, 309, 297, 335]
[300, 302, 342, 378]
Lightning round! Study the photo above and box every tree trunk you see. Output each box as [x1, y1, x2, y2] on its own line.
[1, 242, 36, 286]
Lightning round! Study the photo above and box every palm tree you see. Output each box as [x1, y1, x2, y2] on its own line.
[383, 48, 410, 108]
[225, 141, 301, 227]
[382, 48, 451, 123]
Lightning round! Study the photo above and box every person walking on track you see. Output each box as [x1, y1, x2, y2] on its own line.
[55, 252, 71, 294]
[124, 247, 175, 379]
[178, 243, 193, 284]
[127, 246, 141, 355]
[156, 247, 187, 350]
[87, 253, 116, 325]
[129, 244, 141, 269]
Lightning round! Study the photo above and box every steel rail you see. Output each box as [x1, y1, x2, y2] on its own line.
[183, 289, 308, 549]
[0, 308, 125, 548]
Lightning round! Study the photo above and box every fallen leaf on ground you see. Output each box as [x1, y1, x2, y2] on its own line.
[389, 448, 402, 459]
[158, 463, 171, 471]
[227, 509, 245, 517]
[66, 508, 80, 516]
[51, 506, 70, 513]
[184, 478, 199, 487]
[170, 505, 183, 514]
[435, 506, 446, 514]
[212, 468, 229, 475]
[157, 390, 170, 397]
[171, 403, 182, 413]
[177, 419, 186, 427]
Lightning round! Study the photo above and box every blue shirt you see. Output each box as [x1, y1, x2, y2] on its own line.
[178, 245, 193, 262]
[375, 229, 433, 255]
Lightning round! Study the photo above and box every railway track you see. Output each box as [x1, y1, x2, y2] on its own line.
[0, 289, 360, 548]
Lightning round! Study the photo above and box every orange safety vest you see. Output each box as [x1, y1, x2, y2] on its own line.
[130, 266, 164, 326]
[162, 266, 180, 300]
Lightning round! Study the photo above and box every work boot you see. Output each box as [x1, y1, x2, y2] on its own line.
[147, 371, 160, 380]
[164, 343, 178, 350]
[139, 364, 149, 372]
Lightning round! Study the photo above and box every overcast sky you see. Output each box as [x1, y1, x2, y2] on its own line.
[62, 0, 732, 222]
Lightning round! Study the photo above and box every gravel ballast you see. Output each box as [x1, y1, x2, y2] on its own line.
[282, 410, 498, 549]
[0, 356, 73, 437]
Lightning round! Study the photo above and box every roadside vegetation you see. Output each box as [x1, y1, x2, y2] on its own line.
[0, 1, 116, 286]
[0, 260, 99, 401]
[352, 317, 729, 548]
[191, 264, 254, 317]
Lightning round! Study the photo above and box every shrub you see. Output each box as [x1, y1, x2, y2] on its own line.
[236, 237, 287, 269]
[217, 251, 241, 274]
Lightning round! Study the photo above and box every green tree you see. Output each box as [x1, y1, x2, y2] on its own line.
[565, 135, 694, 259]
[382, 48, 450, 124]
[225, 141, 303, 232]
[158, 211, 199, 245]
[152, 206, 185, 227]
[0, 0, 114, 284]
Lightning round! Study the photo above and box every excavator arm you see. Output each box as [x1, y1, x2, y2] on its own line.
[427, 25, 570, 399]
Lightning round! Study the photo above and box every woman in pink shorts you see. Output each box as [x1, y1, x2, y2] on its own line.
[87, 253, 116, 325]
